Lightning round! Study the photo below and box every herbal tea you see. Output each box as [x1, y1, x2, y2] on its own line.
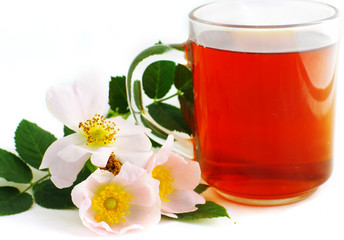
[127, 0, 339, 205]
[191, 41, 337, 201]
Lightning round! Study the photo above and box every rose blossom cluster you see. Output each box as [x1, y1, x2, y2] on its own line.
[40, 73, 205, 236]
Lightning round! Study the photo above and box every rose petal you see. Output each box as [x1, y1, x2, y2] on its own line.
[109, 165, 161, 233]
[124, 203, 161, 230]
[46, 71, 109, 130]
[71, 181, 88, 207]
[114, 133, 152, 152]
[160, 211, 178, 218]
[109, 221, 143, 236]
[84, 169, 115, 193]
[114, 150, 153, 168]
[73, 72, 109, 121]
[49, 154, 89, 188]
[110, 116, 151, 137]
[56, 135, 91, 163]
[162, 190, 205, 214]
[124, 173, 160, 207]
[115, 161, 147, 183]
[144, 155, 157, 174]
[40, 133, 83, 168]
[40, 133, 91, 188]
[154, 135, 174, 165]
[165, 153, 201, 191]
[79, 199, 113, 236]
[145, 135, 174, 172]
[72, 169, 115, 207]
[72, 163, 161, 236]
[90, 147, 113, 168]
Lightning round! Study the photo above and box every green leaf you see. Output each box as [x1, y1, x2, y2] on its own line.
[106, 109, 131, 119]
[0, 149, 32, 183]
[109, 76, 130, 114]
[174, 64, 195, 134]
[0, 187, 33, 216]
[15, 119, 57, 169]
[33, 167, 91, 209]
[33, 179, 75, 209]
[147, 102, 191, 134]
[178, 95, 195, 135]
[175, 201, 230, 221]
[127, 44, 184, 107]
[194, 184, 209, 194]
[63, 125, 75, 136]
[142, 60, 176, 100]
[174, 64, 194, 102]
[140, 115, 168, 143]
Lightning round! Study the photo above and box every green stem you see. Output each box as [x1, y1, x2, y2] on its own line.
[155, 92, 180, 104]
[22, 174, 51, 193]
[85, 159, 98, 173]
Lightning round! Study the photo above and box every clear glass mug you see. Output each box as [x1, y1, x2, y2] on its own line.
[127, 0, 340, 205]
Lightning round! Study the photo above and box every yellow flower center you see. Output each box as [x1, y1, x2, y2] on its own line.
[91, 185, 133, 224]
[105, 198, 117, 209]
[152, 165, 174, 202]
[79, 114, 118, 146]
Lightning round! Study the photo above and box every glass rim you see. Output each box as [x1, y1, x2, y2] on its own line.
[189, 0, 339, 29]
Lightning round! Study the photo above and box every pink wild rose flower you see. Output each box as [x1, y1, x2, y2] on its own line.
[71, 162, 161, 236]
[40, 72, 153, 188]
[146, 135, 205, 218]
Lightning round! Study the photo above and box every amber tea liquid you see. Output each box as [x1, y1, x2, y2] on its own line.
[191, 39, 337, 203]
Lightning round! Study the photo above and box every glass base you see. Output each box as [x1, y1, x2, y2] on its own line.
[215, 189, 317, 206]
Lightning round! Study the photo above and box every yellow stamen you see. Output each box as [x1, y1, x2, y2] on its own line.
[100, 152, 122, 176]
[152, 165, 174, 202]
[92, 185, 133, 225]
[79, 114, 118, 146]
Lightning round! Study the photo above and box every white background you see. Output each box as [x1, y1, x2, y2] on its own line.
[0, 0, 343, 239]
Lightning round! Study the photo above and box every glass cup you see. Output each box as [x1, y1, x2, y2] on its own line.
[127, 0, 340, 205]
